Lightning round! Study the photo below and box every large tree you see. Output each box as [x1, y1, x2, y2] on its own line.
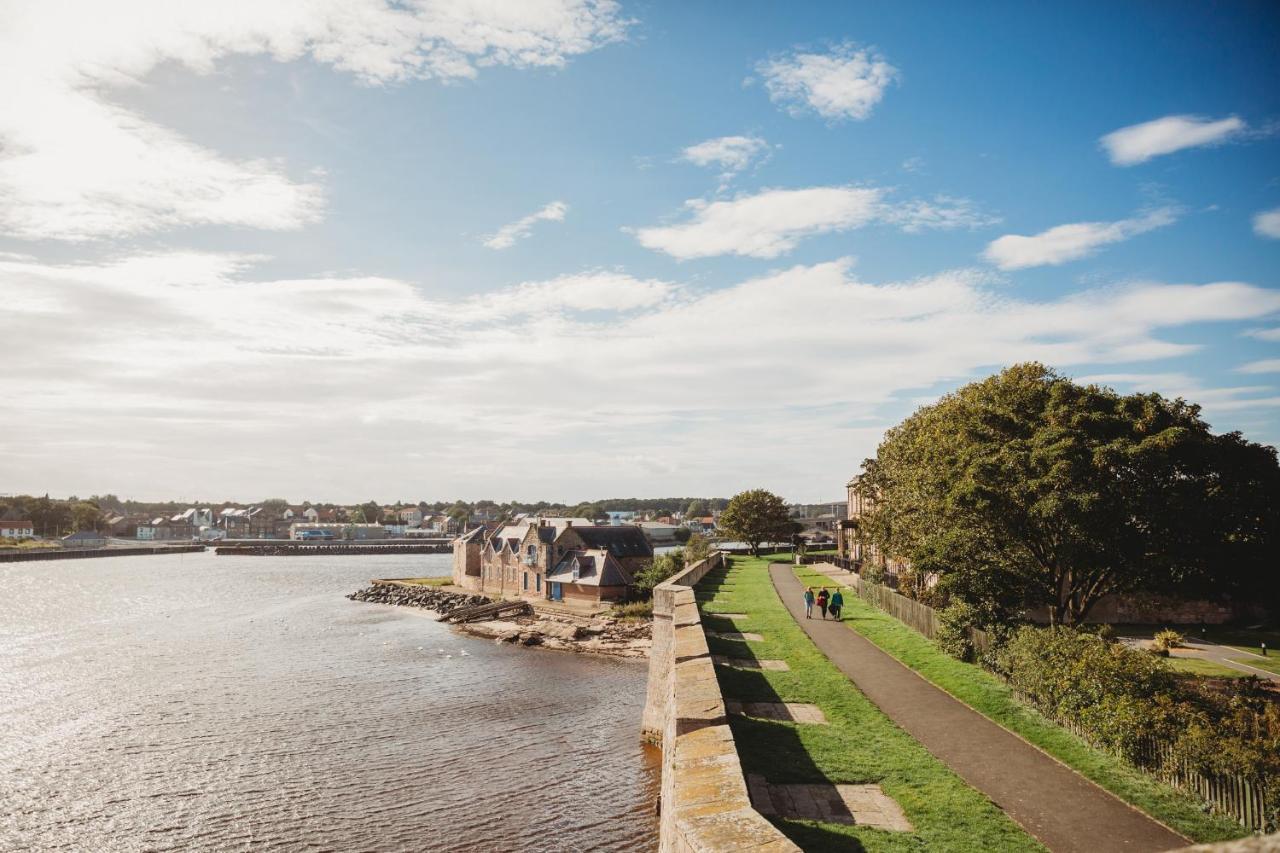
[860, 363, 1280, 625]
[719, 489, 797, 556]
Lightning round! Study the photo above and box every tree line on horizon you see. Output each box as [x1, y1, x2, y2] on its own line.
[0, 493, 733, 537]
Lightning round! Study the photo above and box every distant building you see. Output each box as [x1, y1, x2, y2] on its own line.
[637, 521, 679, 544]
[606, 510, 636, 525]
[836, 475, 910, 579]
[0, 519, 35, 539]
[62, 529, 107, 548]
[398, 507, 424, 526]
[453, 516, 651, 605]
[290, 522, 388, 541]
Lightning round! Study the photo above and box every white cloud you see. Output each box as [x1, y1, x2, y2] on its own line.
[631, 186, 993, 260]
[1100, 114, 1246, 166]
[983, 207, 1179, 270]
[1244, 327, 1280, 343]
[0, 1, 628, 241]
[756, 42, 897, 121]
[681, 135, 770, 184]
[1238, 359, 1280, 374]
[4, 250, 1278, 500]
[883, 196, 1000, 234]
[482, 201, 569, 250]
[1078, 372, 1280, 420]
[1253, 207, 1280, 239]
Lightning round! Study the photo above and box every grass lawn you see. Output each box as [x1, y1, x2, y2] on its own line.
[1230, 656, 1280, 676]
[1209, 627, 1280, 659]
[1166, 657, 1249, 678]
[792, 564, 1248, 843]
[700, 554, 1044, 852]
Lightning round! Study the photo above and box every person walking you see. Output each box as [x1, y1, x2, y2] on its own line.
[803, 587, 815, 619]
[816, 588, 829, 620]
[830, 588, 844, 621]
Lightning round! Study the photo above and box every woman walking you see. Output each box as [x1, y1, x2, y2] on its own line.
[829, 588, 844, 621]
[816, 588, 829, 620]
[803, 587, 815, 619]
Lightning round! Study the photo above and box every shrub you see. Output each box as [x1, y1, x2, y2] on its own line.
[1152, 628, 1185, 652]
[682, 533, 711, 565]
[633, 552, 684, 597]
[860, 561, 885, 584]
[935, 601, 979, 662]
[611, 601, 653, 620]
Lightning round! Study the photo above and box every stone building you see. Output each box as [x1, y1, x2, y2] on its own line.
[836, 475, 911, 580]
[452, 516, 652, 604]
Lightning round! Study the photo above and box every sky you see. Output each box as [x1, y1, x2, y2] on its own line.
[1, 0, 1278, 505]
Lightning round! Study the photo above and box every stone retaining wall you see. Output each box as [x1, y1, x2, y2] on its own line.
[642, 553, 799, 853]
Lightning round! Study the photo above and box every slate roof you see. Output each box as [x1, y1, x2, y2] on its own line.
[562, 525, 653, 559]
[546, 548, 634, 587]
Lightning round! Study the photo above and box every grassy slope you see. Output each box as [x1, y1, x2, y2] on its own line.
[1229, 656, 1280, 676]
[792, 565, 1246, 843]
[700, 554, 1043, 852]
[1167, 657, 1248, 678]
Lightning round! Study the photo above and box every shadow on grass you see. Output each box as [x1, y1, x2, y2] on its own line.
[731, 716, 875, 852]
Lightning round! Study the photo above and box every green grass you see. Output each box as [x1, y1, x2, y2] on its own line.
[1166, 657, 1249, 678]
[699, 554, 1044, 852]
[1230, 656, 1280, 676]
[793, 565, 1247, 843]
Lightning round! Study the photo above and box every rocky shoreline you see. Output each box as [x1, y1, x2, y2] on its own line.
[347, 582, 651, 658]
[346, 582, 489, 617]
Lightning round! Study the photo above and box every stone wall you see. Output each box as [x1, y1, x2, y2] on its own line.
[642, 553, 799, 853]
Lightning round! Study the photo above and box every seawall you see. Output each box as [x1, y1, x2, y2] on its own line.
[642, 552, 799, 853]
[0, 544, 205, 563]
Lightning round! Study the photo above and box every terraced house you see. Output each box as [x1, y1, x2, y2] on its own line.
[453, 516, 653, 605]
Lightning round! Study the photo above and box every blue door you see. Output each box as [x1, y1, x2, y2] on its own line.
[549, 582, 562, 601]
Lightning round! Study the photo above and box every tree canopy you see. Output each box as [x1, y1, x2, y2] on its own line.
[859, 363, 1280, 625]
[719, 489, 797, 556]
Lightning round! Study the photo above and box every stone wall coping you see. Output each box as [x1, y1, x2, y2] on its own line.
[649, 553, 801, 853]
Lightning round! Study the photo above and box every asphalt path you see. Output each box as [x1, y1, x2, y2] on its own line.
[771, 562, 1191, 853]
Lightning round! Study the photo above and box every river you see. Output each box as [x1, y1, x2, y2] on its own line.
[0, 550, 659, 851]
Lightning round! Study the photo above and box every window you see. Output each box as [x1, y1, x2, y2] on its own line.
[523, 572, 528, 590]
[536, 575, 542, 592]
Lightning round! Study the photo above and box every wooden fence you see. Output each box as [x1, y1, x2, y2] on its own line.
[832, 562, 993, 656]
[1014, 691, 1272, 833]
[814, 560, 1272, 832]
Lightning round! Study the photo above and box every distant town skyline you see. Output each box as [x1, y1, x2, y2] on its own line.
[2, 1, 1278, 503]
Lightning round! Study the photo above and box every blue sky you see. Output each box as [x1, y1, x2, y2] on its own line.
[1, 1, 1277, 504]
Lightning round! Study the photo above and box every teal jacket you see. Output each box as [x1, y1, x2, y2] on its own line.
[803, 590, 815, 604]
[831, 590, 844, 607]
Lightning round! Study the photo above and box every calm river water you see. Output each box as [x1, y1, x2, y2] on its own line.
[0, 550, 659, 851]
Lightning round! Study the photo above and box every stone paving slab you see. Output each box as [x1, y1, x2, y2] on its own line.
[747, 774, 913, 831]
[712, 655, 789, 671]
[706, 631, 764, 641]
[725, 701, 828, 724]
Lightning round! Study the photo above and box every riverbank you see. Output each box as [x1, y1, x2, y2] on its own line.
[347, 581, 651, 658]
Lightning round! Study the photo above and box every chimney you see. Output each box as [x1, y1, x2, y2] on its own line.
[565, 520, 573, 527]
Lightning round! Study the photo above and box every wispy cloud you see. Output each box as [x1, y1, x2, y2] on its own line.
[482, 201, 569, 250]
[1100, 114, 1246, 166]
[1244, 327, 1280, 343]
[631, 186, 993, 260]
[983, 207, 1179, 270]
[0, 1, 628, 241]
[681, 135, 770, 186]
[1237, 359, 1280, 374]
[756, 42, 898, 121]
[1253, 207, 1280, 239]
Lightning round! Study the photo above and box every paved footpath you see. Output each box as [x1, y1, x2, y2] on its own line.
[770, 563, 1190, 853]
